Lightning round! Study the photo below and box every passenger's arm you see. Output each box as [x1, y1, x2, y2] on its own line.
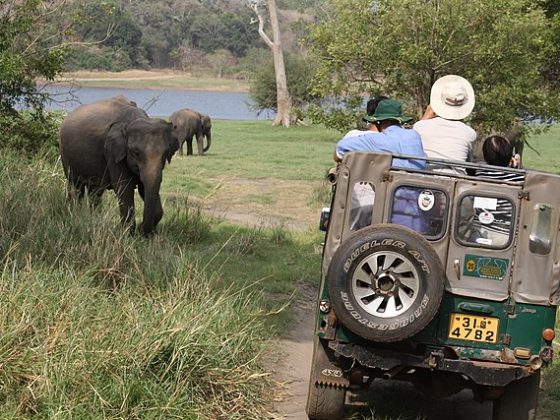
[420, 104, 436, 120]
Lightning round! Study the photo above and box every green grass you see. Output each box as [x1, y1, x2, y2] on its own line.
[0, 151, 323, 418]
[162, 120, 339, 195]
[519, 125, 560, 174]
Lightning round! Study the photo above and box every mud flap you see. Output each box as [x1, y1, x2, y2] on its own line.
[310, 337, 351, 388]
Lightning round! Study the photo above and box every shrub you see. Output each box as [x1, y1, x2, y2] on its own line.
[0, 111, 63, 158]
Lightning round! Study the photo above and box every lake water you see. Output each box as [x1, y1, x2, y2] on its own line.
[39, 85, 275, 120]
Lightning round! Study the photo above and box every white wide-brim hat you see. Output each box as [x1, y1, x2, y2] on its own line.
[430, 75, 475, 121]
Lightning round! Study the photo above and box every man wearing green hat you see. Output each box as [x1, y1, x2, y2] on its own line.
[334, 99, 427, 232]
[334, 99, 426, 169]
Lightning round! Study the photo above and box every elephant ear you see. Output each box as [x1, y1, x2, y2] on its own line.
[201, 114, 211, 129]
[105, 122, 128, 164]
[166, 122, 179, 163]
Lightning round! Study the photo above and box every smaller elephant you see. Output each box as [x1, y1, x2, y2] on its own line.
[170, 108, 212, 156]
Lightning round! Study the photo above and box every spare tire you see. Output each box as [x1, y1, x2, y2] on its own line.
[328, 224, 446, 342]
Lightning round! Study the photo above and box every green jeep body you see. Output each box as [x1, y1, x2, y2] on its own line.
[307, 152, 559, 420]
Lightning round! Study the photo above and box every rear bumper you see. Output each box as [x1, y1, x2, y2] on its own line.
[330, 340, 535, 387]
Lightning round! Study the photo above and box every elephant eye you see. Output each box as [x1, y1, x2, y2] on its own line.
[130, 149, 142, 160]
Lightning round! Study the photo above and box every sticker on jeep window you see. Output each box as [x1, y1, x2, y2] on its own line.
[418, 190, 435, 212]
[463, 254, 509, 280]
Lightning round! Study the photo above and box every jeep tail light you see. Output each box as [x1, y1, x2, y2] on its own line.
[543, 328, 555, 342]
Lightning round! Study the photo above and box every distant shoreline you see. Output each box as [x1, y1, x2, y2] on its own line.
[40, 69, 250, 93]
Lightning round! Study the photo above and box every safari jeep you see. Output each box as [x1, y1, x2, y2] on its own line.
[306, 151, 559, 420]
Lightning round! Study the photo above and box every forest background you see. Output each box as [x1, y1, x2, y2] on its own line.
[3, 0, 560, 140]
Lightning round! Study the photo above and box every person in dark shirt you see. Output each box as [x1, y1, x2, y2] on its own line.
[477, 134, 523, 182]
[470, 135, 524, 245]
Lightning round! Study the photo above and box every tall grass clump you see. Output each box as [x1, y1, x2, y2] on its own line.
[0, 155, 272, 418]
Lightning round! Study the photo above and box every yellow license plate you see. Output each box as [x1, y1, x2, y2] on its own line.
[448, 313, 499, 344]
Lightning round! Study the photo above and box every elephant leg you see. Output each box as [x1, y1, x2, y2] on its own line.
[196, 134, 204, 155]
[115, 181, 136, 232]
[178, 139, 185, 156]
[186, 136, 194, 155]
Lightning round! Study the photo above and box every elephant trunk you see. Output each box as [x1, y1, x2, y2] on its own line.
[203, 132, 211, 152]
[139, 165, 163, 235]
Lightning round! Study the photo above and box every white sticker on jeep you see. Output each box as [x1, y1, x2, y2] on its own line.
[418, 190, 435, 212]
[474, 197, 497, 210]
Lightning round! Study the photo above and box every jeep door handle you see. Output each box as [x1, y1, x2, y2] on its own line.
[454, 259, 461, 280]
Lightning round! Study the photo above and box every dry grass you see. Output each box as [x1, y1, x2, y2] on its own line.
[42, 69, 250, 92]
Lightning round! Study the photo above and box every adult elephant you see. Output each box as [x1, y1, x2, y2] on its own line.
[170, 108, 212, 156]
[59, 96, 179, 235]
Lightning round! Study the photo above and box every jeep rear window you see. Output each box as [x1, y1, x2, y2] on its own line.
[456, 195, 514, 248]
[389, 186, 447, 239]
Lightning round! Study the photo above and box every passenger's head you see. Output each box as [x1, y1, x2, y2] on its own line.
[363, 99, 412, 130]
[365, 95, 389, 118]
[482, 135, 514, 167]
[430, 75, 475, 121]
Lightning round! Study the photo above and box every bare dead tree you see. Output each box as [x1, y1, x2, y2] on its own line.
[248, 0, 293, 127]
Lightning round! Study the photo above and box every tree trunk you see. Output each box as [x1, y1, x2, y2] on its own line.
[267, 0, 292, 127]
[251, 0, 292, 127]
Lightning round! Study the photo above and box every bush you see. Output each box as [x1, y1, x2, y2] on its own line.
[64, 46, 134, 72]
[248, 52, 319, 113]
[0, 111, 63, 158]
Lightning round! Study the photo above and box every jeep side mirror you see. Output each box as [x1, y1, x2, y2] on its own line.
[319, 207, 330, 232]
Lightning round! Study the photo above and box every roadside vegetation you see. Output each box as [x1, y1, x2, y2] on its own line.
[0, 119, 334, 418]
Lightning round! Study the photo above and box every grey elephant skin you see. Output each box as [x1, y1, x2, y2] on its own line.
[59, 96, 179, 235]
[170, 108, 212, 156]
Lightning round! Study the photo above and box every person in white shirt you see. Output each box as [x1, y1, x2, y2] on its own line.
[413, 75, 477, 165]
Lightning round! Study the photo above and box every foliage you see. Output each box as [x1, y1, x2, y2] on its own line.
[49, 0, 263, 70]
[0, 111, 63, 158]
[206, 49, 238, 78]
[539, 1, 560, 91]
[237, 47, 271, 80]
[64, 0, 142, 70]
[278, 0, 323, 11]
[0, 0, 66, 113]
[307, 0, 560, 135]
[189, 9, 260, 57]
[64, 46, 134, 72]
[248, 53, 320, 114]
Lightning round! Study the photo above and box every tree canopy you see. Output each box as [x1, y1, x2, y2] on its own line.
[0, 0, 65, 113]
[307, 0, 560, 135]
